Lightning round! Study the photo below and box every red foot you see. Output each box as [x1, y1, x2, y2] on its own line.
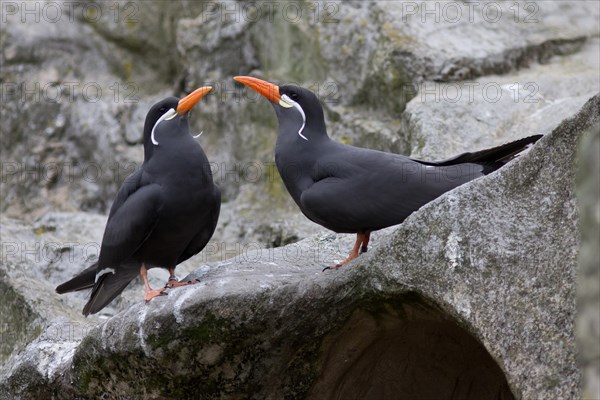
[164, 277, 200, 289]
[145, 288, 166, 303]
[322, 253, 358, 272]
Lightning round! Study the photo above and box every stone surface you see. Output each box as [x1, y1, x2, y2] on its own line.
[0, 213, 103, 365]
[375, 1, 598, 83]
[403, 38, 600, 159]
[3, 0, 599, 239]
[370, 95, 598, 399]
[576, 123, 600, 400]
[1, 1, 599, 398]
[1, 93, 596, 399]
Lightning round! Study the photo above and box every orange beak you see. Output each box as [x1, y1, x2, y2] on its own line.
[176, 86, 212, 115]
[234, 76, 281, 104]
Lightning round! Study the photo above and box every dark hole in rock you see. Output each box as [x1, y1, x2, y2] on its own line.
[309, 298, 514, 400]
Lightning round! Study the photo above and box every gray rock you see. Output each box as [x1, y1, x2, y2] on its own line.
[402, 38, 600, 160]
[0, 212, 106, 367]
[0, 9, 159, 216]
[312, 0, 599, 116]
[1, 93, 596, 399]
[374, 1, 598, 84]
[0, 211, 222, 325]
[213, 183, 325, 250]
[1, 2, 599, 396]
[368, 94, 598, 400]
[2, 0, 599, 252]
[576, 123, 600, 399]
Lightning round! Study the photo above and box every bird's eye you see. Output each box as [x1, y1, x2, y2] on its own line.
[290, 93, 299, 101]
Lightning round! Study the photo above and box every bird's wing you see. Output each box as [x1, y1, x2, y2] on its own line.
[83, 182, 163, 315]
[299, 150, 478, 232]
[106, 169, 143, 220]
[56, 169, 157, 304]
[176, 186, 221, 265]
[97, 182, 163, 267]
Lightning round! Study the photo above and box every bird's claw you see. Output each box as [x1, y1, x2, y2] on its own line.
[164, 277, 200, 288]
[322, 264, 342, 272]
[145, 288, 167, 303]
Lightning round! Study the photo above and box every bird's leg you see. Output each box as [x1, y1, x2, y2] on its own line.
[360, 232, 371, 254]
[323, 233, 367, 272]
[141, 264, 166, 303]
[164, 266, 200, 288]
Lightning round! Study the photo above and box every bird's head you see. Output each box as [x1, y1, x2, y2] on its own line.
[234, 76, 326, 142]
[143, 87, 212, 157]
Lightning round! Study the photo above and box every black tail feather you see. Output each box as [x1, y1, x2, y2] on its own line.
[435, 135, 542, 165]
[82, 265, 139, 316]
[56, 263, 98, 294]
[415, 135, 543, 174]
